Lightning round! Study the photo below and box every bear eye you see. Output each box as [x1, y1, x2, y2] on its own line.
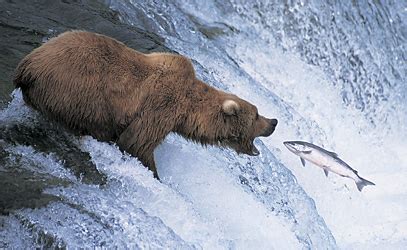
[255, 113, 259, 120]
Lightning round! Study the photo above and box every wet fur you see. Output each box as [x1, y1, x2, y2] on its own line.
[14, 31, 276, 178]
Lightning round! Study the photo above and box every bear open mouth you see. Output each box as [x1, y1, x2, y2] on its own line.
[247, 141, 260, 156]
[218, 137, 259, 156]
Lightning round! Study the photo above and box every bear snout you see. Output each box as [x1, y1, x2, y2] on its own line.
[259, 118, 278, 137]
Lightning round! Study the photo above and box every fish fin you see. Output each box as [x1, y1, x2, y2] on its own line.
[326, 150, 338, 158]
[303, 150, 312, 154]
[356, 177, 375, 192]
[323, 169, 329, 177]
[300, 158, 306, 167]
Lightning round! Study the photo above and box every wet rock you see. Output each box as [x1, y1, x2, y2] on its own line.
[0, 0, 170, 108]
[1, 122, 108, 186]
[0, 0, 170, 216]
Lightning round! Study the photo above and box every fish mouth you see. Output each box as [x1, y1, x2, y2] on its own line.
[283, 141, 297, 153]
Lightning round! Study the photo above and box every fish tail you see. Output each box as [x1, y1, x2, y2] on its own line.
[355, 176, 375, 192]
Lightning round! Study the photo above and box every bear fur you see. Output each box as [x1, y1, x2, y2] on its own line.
[14, 31, 278, 179]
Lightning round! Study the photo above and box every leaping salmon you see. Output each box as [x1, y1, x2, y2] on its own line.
[283, 141, 375, 191]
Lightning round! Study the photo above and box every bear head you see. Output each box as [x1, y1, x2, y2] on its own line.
[217, 98, 278, 156]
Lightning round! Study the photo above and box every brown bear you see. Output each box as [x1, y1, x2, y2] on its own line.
[14, 31, 278, 179]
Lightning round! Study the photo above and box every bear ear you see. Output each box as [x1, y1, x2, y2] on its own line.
[222, 100, 240, 116]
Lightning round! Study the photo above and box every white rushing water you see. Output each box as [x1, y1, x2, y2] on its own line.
[1, 0, 406, 249]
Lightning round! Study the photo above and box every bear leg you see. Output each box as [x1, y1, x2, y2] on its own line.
[117, 118, 170, 180]
[137, 152, 159, 180]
